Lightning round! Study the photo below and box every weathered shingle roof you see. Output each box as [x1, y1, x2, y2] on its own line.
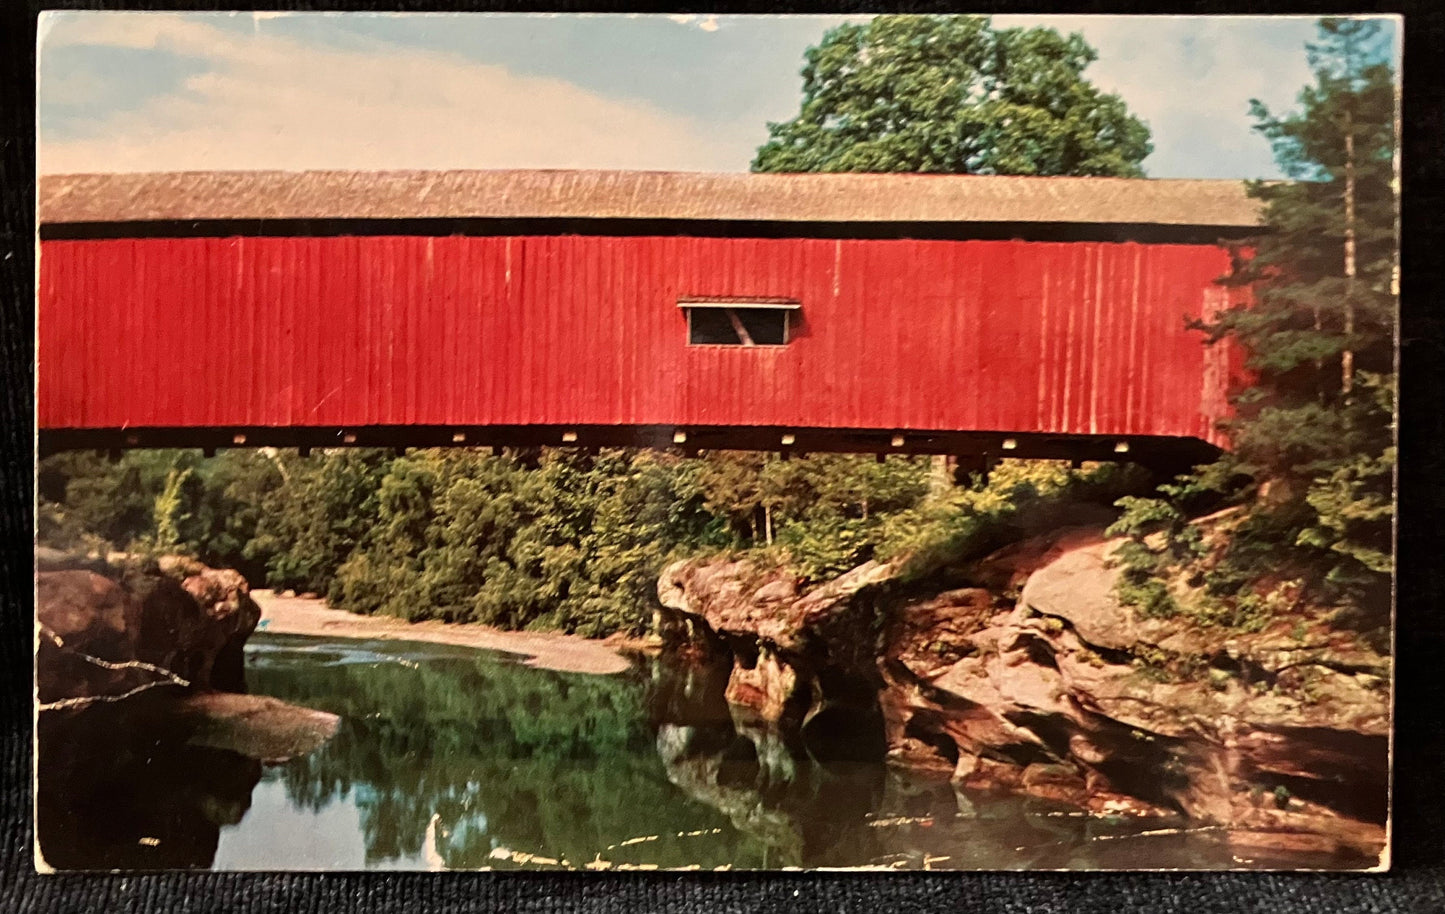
[37, 169, 1264, 228]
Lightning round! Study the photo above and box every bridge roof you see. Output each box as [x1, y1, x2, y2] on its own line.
[38, 169, 1265, 230]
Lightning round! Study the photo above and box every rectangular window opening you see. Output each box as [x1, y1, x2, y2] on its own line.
[681, 300, 799, 347]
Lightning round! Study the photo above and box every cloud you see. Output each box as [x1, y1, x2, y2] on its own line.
[665, 14, 720, 32]
[40, 12, 1395, 179]
[39, 13, 747, 174]
[996, 15, 1334, 178]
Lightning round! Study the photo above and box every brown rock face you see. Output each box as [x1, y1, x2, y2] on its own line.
[36, 572, 152, 704]
[724, 646, 802, 724]
[659, 526, 1391, 865]
[180, 566, 262, 692]
[36, 563, 263, 705]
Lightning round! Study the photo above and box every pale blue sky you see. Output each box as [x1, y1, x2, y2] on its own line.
[37, 12, 1399, 178]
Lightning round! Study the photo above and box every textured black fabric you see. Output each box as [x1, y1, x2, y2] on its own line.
[4, 2, 1444, 911]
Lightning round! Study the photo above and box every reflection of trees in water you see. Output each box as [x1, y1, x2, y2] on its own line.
[254, 641, 1124, 872]
[248, 643, 769, 869]
[40, 638, 1331, 872]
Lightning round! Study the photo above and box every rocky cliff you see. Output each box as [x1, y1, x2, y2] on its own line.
[657, 526, 1390, 866]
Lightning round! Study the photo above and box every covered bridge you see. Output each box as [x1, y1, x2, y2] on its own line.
[37, 169, 1259, 466]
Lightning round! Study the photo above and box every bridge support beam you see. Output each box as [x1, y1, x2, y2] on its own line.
[37, 424, 1223, 472]
[951, 452, 999, 487]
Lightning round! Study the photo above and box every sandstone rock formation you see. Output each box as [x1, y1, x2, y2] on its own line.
[35, 556, 337, 763]
[657, 526, 1390, 866]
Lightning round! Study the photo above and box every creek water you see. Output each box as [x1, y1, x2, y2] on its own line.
[38, 632, 1342, 871]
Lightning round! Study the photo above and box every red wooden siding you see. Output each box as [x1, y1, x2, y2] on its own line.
[37, 235, 1243, 448]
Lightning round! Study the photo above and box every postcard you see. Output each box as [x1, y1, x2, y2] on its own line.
[34, 11, 1397, 872]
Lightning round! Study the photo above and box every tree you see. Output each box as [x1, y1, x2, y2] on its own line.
[1219, 17, 1396, 411]
[753, 16, 1151, 176]
[1213, 16, 1396, 483]
[1113, 18, 1397, 623]
[248, 449, 391, 596]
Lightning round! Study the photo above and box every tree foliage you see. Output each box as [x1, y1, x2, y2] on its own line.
[1112, 18, 1397, 629]
[38, 442, 1145, 637]
[753, 15, 1151, 176]
[37, 449, 285, 582]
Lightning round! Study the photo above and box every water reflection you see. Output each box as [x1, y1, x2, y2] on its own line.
[36, 696, 262, 870]
[38, 633, 1363, 871]
[646, 655, 890, 868]
[221, 635, 768, 870]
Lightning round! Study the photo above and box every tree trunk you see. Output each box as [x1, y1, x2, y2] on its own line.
[1342, 108, 1357, 400]
[764, 502, 774, 546]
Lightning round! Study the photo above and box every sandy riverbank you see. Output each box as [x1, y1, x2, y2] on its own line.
[252, 589, 649, 675]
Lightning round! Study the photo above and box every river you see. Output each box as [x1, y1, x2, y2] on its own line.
[37, 631, 1342, 871]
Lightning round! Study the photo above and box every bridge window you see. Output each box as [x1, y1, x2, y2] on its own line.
[680, 300, 800, 347]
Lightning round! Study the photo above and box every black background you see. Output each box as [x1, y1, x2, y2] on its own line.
[3, 2, 1442, 911]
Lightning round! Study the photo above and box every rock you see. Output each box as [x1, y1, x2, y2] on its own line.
[36, 563, 262, 704]
[890, 587, 996, 678]
[182, 567, 262, 692]
[658, 555, 903, 682]
[921, 533, 1387, 856]
[36, 686, 341, 870]
[660, 524, 1390, 865]
[1020, 762, 1089, 805]
[157, 554, 207, 579]
[35, 561, 341, 870]
[36, 571, 139, 662]
[36, 696, 265, 870]
[971, 526, 1108, 594]
[752, 579, 798, 604]
[174, 692, 341, 763]
[36, 571, 151, 704]
[1017, 535, 1154, 651]
[724, 646, 801, 723]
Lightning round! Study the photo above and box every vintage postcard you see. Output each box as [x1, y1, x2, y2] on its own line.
[34, 12, 1398, 872]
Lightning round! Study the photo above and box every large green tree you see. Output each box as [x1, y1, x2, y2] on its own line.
[753, 15, 1151, 176]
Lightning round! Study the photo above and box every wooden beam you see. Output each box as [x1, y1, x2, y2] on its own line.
[35, 424, 1223, 466]
[724, 308, 755, 346]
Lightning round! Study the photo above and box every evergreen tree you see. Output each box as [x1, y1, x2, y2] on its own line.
[1113, 18, 1397, 623]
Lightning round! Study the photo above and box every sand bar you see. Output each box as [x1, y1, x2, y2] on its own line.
[252, 589, 643, 675]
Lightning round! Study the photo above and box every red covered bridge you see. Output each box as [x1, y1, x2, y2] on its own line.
[37, 169, 1257, 468]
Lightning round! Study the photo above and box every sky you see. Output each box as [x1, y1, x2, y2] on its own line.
[36, 12, 1400, 180]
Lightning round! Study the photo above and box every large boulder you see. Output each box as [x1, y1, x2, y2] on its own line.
[35, 559, 339, 871]
[36, 563, 263, 705]
[36, 571, 153, 704]
[894, 532, 1390, 861]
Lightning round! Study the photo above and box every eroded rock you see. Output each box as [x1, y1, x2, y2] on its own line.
[37, 564, 262, 704]
[659, 525, 1390, 864]
[175, 692, 341, 763]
